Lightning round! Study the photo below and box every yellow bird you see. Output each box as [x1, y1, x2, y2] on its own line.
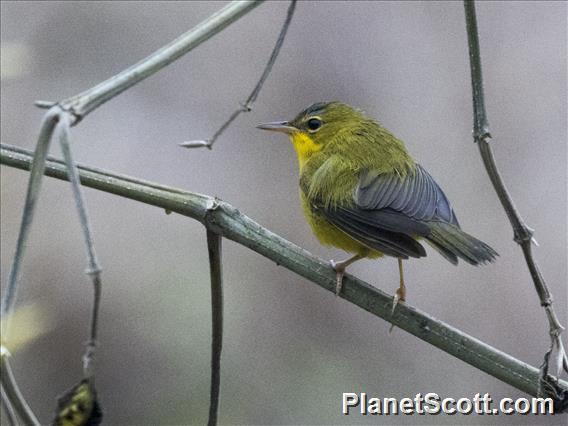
[258, 102, 497, 308]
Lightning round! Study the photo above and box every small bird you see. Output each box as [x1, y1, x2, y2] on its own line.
[258, 102, 497, 309]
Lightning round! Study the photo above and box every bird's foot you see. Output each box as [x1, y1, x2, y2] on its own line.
[389, 285, 406, 334]
[330, 259, 345, 296]
[329, 254, 364, 296]
[391, 286, 406, 315]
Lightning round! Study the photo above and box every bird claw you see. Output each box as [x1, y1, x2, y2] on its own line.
[335, 273, 343, 296]
[391, 293, 400, 316]
[389, 288, 406, 334]
[391, 288, 405, 315]
[330, 260, 344, 296]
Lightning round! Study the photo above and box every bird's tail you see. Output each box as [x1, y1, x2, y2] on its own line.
[425, 222, 498, 266]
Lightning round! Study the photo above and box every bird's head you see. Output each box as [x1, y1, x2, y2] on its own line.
[257, 101, 367, 168]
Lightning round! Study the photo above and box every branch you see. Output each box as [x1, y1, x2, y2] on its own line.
[56, 114, 103, 378]
[1, 3, 265, 417]
[181, 0, 297, 149]
[463, 0, 568, 395]
[42, 0, 265, 122]
[0, 108, 60, 336]
[0, 4, 269, 424]
[206, 230, 224, 426]
[0, 348, 40, 426]
[7, 0, 264, 336]
[1, 386, 17, 426]
[2, 143, 567, 408]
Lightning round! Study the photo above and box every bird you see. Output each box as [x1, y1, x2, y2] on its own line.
[257, 102, 497, 310]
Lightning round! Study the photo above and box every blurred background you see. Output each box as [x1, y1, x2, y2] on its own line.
[1, 1, 566, 424]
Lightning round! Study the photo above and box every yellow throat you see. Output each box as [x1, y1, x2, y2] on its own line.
[289, 132, 322, 170]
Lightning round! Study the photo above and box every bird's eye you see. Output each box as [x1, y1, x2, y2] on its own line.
[306, 117, 322, 132]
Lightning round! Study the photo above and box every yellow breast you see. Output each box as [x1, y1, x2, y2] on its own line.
[291, 132, 381, 259]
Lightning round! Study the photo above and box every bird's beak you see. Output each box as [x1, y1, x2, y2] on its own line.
[256, 121, 296, 134]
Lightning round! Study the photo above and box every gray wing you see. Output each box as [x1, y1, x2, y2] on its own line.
[316, 165, 462, 263]
[356, 164, 459, 226]
[320, 206, 428, 259]
[317, 164, 498, 265]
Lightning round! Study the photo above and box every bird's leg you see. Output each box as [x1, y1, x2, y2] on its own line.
[389, 258, 407, 334]
[330, 254, 363, 296]
[392, 258, 406, 314]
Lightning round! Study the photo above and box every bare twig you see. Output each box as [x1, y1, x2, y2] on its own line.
[55, 0, 264, 122]
[1, 384, 18, 426]
[180, 0, 297, 149]
[0, 2, 265, 419]
[3, 1, 264, 335]
[56, 114, 103, 378]
[3, 143, 567, 408]
[33, 100, 57, 109]
[5, 0, 262, 337]
[205, 229, 223, 426]
[463, 0, 567, 396]
[0, 348, 40, 426]
[0, 107, 61, 338]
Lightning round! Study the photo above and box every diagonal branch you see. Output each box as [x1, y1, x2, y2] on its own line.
[181, 0, 297, 149]
[2, 143, 567, 409]
[41, 0, 265, 122]
[463, 0, 567, 396]
[1, 386, 17, 426]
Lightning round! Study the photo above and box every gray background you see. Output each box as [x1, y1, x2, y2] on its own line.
[1, 1, 566, 425]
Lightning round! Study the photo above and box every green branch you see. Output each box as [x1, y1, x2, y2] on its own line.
[2, 143, 567, 408]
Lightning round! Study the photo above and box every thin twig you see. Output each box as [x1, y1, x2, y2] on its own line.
[180, 0, 297, 149]
[0, 107, 61, 339]
[0, 348, 40, 426]
[205, 229, 223, 426]
[463, 0, 567, 395]
[3, 143, 567, 407]
[55, 0, 264, 122]
[1, 384, 18, 426]
[34, 100, 57, 109]
[56, 114, 103, 378]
